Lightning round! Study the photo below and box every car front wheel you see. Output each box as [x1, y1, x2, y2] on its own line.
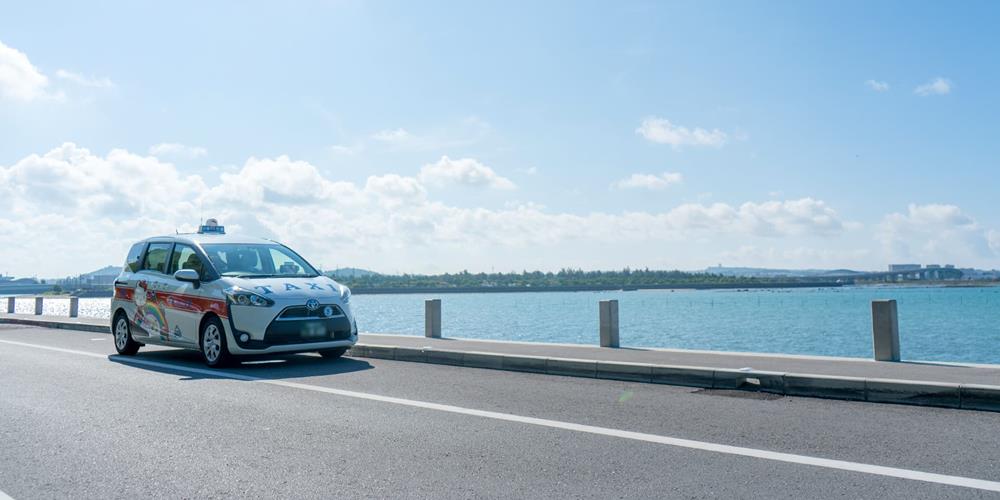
[200, 317, 234, 367]
[113, 313, 140, 355]
[318, 347, 349, 359]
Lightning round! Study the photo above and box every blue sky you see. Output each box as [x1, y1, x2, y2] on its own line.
[1, 1, 999, 277]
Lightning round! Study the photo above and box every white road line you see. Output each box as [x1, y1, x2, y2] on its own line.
[0, 488, 14, 500]
[90, 338, 106, 341]
[3, 339, 1000, 493]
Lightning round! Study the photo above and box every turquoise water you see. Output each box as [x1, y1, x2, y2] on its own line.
[15, 286, 1000, 363]
[350, 286, 1000, 364]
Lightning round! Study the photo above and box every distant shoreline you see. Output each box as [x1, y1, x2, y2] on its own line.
[350, 282, 845, 294]
[1, 281, 841, 298]
[6, 280, 999, 299]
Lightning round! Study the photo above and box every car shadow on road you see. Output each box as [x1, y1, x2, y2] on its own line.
[108, 348, 373, 381]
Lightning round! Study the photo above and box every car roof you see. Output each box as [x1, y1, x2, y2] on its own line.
[143, 233, 279, 246]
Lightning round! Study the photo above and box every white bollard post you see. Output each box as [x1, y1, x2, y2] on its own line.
[872, 299, 900, 362]
[425, 299, 442, 338]
[5, 297, 14, 314]
[599, 299, 620, 348]
[34, 296, 44, 315]
[69, 297, 80, 318]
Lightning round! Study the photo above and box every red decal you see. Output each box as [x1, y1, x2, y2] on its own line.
[115, 284, 227, 319]
[159, 290, 228, 319]
[114, 286, 134, 301]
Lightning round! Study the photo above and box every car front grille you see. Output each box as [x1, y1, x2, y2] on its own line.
[276, 304, 344, 321]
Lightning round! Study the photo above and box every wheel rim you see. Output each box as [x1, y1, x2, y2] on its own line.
[204, 324, 221, 362]
[115, 318, 129, 350]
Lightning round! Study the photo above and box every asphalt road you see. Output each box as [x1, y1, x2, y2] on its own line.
[2, 325, 1000, 499]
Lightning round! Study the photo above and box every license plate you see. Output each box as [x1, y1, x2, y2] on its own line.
[301, 323, 327, 338]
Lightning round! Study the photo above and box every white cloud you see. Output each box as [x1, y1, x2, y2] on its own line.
[368, 119, 492, 152]
[0, 143, 861, 276]
[371, 128, 412, 143]
[865, 79, 889, 92]
[636, 117, 728, 149]
[719, 245, 872, 269]
[614, 172, 683, 190]
[0, 143, 206, 256]
[878, 203, 996, 263]
[914, 77, 952, 96]
[345, 118, 494, 155]
[149, 143, 208, 159]
[989, 230, 1000, 255]
[663, 198, 844, 237]
[365, 174, 427, 208]
[330, 144, 361, 155]
[0, 40, 58, 101]
[55, 69, 114, 89]
[418, 156, 516, 190]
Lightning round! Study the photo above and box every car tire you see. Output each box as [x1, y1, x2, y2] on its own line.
[200, 316, 234, 367]
[113, 312, 141, 356]
[318, 347, 349, 359]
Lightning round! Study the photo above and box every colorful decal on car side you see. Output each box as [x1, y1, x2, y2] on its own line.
[116, 282, 228, 342]
[132, 280, 169, 338]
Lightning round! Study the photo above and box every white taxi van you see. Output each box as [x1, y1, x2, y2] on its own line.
[110, 220, 357, 367]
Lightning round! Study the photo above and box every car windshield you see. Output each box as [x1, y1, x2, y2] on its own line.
[202, 243, 319, 278]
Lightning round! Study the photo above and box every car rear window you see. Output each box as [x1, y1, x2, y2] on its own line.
[124, 242, 146, 272]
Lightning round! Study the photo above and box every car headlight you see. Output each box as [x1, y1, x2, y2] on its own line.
[224, 287, 274, 307]
[340, 286, 351, 304]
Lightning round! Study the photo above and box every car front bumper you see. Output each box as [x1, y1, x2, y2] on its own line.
[223, 299, 358, 355]
[226, 333, 357, 355]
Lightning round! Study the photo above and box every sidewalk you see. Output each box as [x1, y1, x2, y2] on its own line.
[363, 333, 1000, 386]
[3, 313, 999, 411]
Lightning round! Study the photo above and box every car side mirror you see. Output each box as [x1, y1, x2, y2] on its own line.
[174, 269, 201, 287]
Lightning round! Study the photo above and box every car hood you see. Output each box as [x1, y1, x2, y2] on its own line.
[223, 275, 347, 300]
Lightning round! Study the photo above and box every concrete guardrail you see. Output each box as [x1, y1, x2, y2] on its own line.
[0, 294, 931, 362]
[4, 295, 81, 318]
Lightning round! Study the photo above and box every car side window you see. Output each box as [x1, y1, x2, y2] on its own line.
[168, 244, 206, 279]
[141, 243, 173, 274]
[125, 242, 146, 272]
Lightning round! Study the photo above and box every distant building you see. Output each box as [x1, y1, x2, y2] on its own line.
[925, 264, 941, 269]
[78, 265, 120, 286]
[0, 276, 52, 295]
[888, 264, 921, 272]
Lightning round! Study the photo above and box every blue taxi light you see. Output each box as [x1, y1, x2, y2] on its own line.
[198, 224, 225, 234]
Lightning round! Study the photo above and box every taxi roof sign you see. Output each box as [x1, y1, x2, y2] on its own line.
[198, 218, 225, 234]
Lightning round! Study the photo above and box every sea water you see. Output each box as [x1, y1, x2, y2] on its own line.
[17, 285, 1000, 364]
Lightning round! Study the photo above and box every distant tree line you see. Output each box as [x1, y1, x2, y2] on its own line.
[327, 268, 827, 290]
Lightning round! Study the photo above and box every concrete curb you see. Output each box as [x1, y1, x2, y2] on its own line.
[0, 316, 110, 334]
[784, 373, 867, 401]
[348, 342, 1000, 412]
[4, 316, 1000, 412]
